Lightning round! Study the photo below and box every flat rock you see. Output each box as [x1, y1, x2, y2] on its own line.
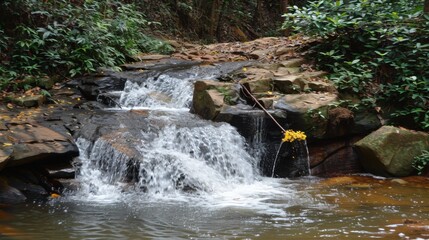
[3, 123, 78, 167]
[275, 92, 338, 113]
[280, 58, 307, 68]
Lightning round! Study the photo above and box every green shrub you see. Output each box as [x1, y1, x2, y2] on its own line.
[283, 0, 429, 130]
[412, 150, 429, 175]
[0, 0, 173, 90]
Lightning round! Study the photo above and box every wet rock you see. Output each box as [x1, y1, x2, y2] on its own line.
[273, 141, 310, 178]
[354, 126, 429, 177]
[6, 175, 48, 197]
[48, 169, 75, 179]
[0, 177, 26, 204]
[78, 75, 126, 100]
[309, 136, 363, 176]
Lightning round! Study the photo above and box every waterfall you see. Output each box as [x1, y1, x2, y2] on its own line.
[249, 115, 266, 162]
[73, 122, 260, 200]
[71, 61, 310, 203]
[119, 74, 194, 109]
[136, 124, 259, 195]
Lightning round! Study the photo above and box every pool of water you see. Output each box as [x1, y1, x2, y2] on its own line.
[2, 175, 429, 239]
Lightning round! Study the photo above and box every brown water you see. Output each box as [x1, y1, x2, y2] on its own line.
[1, 175, 429, 240]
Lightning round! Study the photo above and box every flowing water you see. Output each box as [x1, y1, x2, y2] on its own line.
[3, 64, 429, 239]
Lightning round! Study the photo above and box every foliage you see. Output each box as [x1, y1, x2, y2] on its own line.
[412, 150, 429, 175]
[283, 0, 429, 130]
[0, 0, 173, 91]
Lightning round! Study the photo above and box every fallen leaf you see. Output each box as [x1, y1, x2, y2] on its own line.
[50, 193, 61, 199]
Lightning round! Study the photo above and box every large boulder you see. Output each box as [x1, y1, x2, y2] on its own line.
[354, 126, 429, 177]
[191, 80, 236, 120]
[274, 92, 338, 138]
[0, 123, 79, 167]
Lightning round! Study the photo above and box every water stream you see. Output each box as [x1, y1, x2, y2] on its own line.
[3, 64, 429, 239]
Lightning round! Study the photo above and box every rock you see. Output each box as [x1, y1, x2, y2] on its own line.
[273, 141, 310, 178]
[299, 71, 328, 79]
[275, 47, 295, 56]
[274, 93, 338, 138]
[0, 177, 26, 204]
[6, 175, 48, 197]
[309, 136, 364, 176]
[241, 67, 274, 82]
[274, 67, 301, 76]
[12, 95, 46, 107]
[240, 79, 272, 93]
[78, 75, 126, 100]
[354, 126, 429, 177]
[192, 80, 235, 120]
[250, 49, 270, 59]
[307, 81, 336, 93]
[352, 109, 382, 134]
[49, 169, 75, 179]
[4, 123, 78, 167]
[280, 58, 307, 68]
[273, 71, 333, 94]
[131, 54, 169, 62]
[273, 74, 307, 93]
[0, 148, 12, 171]
[326, 107, 354, 137]
[257, 97, 275, 109]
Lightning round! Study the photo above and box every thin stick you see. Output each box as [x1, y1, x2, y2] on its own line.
[240, 83, 286, 132]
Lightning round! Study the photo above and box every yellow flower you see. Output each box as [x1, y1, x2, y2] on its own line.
[282, 130, 307, 142]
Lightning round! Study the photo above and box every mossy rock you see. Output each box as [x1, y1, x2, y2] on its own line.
[354, 126, 429, 177]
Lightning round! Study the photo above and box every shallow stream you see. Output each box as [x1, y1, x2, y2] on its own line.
[2, 62, 429, 239]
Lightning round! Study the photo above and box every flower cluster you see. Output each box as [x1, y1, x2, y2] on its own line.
[282, 130, 307, 142]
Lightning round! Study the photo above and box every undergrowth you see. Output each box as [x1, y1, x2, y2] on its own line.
[0, 0, 173, 91]
[283, 0, 429, 130]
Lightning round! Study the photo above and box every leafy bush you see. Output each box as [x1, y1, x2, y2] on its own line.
[283, 0, 429, 130]
[0, 0, 173, 90]
[412, 150, 429, 175]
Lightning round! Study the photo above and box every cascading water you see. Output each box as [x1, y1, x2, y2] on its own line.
[119, 74, 194, 109]
[71, 61, 309, 211]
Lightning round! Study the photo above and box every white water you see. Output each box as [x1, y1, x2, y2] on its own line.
[119, 74, 195, 108]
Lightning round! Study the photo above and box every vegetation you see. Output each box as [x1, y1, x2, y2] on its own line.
[0, 0, 173, 91]
[412, 150, 429, 175]
[283, 0, 429, 130]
